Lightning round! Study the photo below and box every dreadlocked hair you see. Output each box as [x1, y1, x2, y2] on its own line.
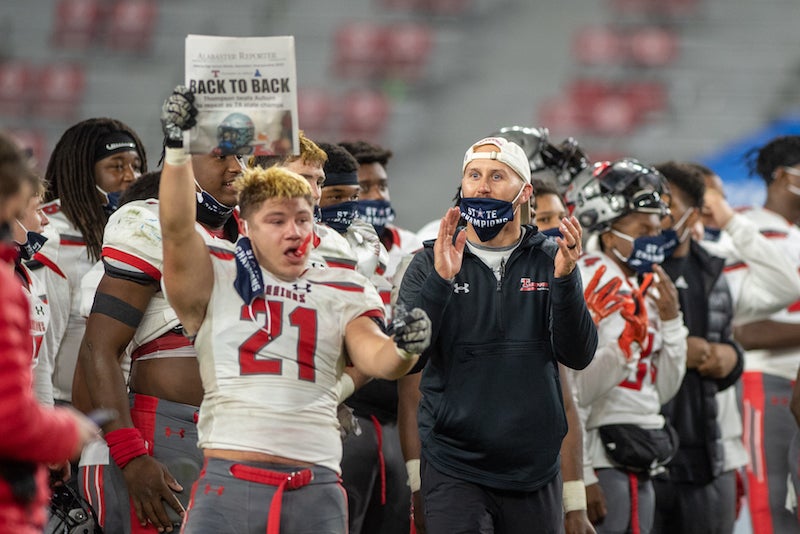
[44, 118, 147, 261]
[236, 166, 314, 219]
[339, 140, 393, 167]
[745, 135, 800, 186]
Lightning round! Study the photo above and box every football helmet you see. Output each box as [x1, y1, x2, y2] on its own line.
[566, 158, 668, 233]
[44, 484, 102, 534]
[494, 126, 589, 191]
[216, 112, 255, 156]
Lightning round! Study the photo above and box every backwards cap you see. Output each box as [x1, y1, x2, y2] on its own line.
[462, 136, 532, 184]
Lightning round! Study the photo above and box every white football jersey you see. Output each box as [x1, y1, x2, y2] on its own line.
[35, 199, 96, 402]
[574, 252, 688, 470]
[194, 254, 383, 473]
[383, 224, 423, 280]
[728, 207, 800, 379]
[18, 264, 49, 365]
[93, 199, 238, 358]
[308, 223, 359, 272]
[342, 219, 389, 279]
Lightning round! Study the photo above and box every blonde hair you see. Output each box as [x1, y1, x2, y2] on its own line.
[247, 130, 328, 170]
[236, 166, 314, 218]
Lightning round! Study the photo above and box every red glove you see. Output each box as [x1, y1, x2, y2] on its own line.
[618, 273, 652, 360]
[584, 265, 625, 325]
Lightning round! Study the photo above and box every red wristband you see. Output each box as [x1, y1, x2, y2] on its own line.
[105, 427, 149, 469]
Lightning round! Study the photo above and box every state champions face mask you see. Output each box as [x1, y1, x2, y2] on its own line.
[610, 229, 667, 274]
[459, 183, 525, 242]
[319, 201, 358, 234]
[356, 199, 395, 237]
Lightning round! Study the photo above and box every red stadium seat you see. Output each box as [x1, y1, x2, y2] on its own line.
[298, 89, 336, 140]
[339, 90, 391, 141]
[333, 22, 387, 79]
[627, 26, 679, 67]
[573, 26, 625, 66]
[34, 63, 86, 119]
[538, 96, 586, 136]
[105, 0, 158, 53]
[620, 80, 668, 115]
[0, 62, 35, 116]
[589, 95, 639, 135]
[384, 23, 434, 81]
[51, 0, 103, 49]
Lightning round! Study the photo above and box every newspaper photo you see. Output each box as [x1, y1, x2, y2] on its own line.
[185, 34, 298, 157]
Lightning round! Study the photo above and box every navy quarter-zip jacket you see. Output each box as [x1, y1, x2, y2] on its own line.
[398, 226, 597, 491]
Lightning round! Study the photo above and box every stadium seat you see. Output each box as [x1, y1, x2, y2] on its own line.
[384, 23, 434, 81]
[35, 63, 86, 119]
[0, 62, 34, 116]
[51, 0, 103, 49]
[105, 0, 158, 53]
[573, 26, 625, 66]
[298, 88, 336, 141]
[333, 22, 387, 79]
[627, 26, 679, 67]
[339, 90, 391, 141]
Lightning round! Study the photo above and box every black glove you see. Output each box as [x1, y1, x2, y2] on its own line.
[160, 85, 198, 148]
[390, 306, 432, 356]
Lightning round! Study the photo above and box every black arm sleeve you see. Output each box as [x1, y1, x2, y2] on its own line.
[550, 267, 598, 370]
[715, 340, 744, 391]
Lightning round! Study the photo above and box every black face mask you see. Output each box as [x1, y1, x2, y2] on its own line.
[14, 222, 47, 261]
[196, 189, 234, 228]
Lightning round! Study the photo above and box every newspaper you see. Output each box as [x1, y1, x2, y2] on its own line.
[184, 35, 298, 157]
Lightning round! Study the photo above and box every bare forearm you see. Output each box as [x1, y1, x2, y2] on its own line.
[735, 320, 800, 350]
[398, 373, 422, 461]
[78, 338, 135, 431]
[560, 367, 583, 481]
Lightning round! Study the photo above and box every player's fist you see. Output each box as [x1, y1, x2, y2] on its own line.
[160, 85, 198, 148]
[392, 307, 432, 357]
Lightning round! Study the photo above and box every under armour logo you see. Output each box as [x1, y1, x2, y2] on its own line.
[34, 305, 45, 315]
[453, 283, 470, 294]
[204, 483, 224, 496]
[164, 427, 186, 439]
[292, 282, 312, 292]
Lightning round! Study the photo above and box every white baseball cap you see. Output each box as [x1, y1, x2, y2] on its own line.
[462, 136, 532, 184]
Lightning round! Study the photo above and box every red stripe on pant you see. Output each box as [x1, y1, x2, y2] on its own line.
[370, 415, 387, 505]
[743, 371, 774, 534]
[180, 459, 208, 534]
[628, 472, 639, 534]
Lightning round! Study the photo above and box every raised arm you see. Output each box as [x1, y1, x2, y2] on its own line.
[159, 86, 213, 336]
[702, 189, 800, 323]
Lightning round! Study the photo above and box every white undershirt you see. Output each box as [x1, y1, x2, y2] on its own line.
[466, 228, 525, 281]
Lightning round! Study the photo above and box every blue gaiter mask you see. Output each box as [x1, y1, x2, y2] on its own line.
[357, 199, 395, 237]
[611, 229, 667, 274]
[320, 201, 358, 234]
[195, 181, 234, 228]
